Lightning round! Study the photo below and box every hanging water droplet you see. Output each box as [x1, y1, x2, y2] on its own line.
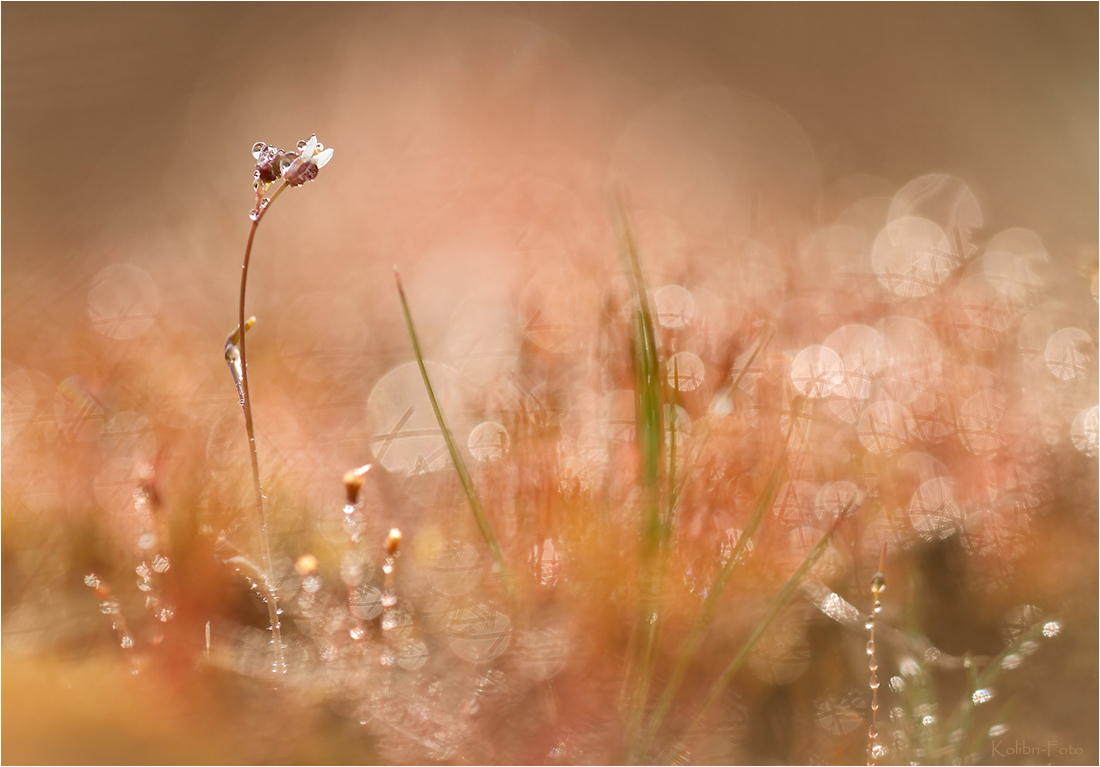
[869, 657, 878, 673]
[252, 142, 267, 159]
[259, 197, 270, 210]
[297, 139, 308, 151]
[869, 673, 879, 690]
[867, 724, 877, 739]
[864, 617, 874, 630]
[866, 639, 875, 655]
[248, 209, 259, 222]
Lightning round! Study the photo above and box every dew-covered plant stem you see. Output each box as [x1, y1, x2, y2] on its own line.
[394, 269, 517, 601]
[237, 179, 289, 675]
[867, 544, 886, 766]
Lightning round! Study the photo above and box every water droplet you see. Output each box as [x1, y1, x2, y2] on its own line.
[988, 723, 1009, 738]
[864, 617, 874, 630]
[259, 197, 270, 210]
[84, 574, 100, 588]
[888, 676, 905, 693]
[252, 142, 267, 159]
[922, 715, 935, 726]
[866, 640, 875, 655]
[296, 139, 308, 151]
[380, 648, 396, 666]
[152, 555, 170, 573]
[869, 657, 878, 673]
[867, 725, 877, 739]
[869, 673, 879, 690]
[349, 626, 365, 641]
[302, 574, 322, 593]
[972, 688, 993, 705]
[871, 744, 887, 759]
[381, 593, 398, 608]
[120, 635, 134, 649]
[1001, 653, 1022, 670]
[1042, 621, 1061, 638]
[248, 209, 259, 222]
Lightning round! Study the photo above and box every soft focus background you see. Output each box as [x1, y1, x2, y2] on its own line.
[2, 4, 1097, 765]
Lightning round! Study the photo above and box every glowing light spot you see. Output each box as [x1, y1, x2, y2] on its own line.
[790, 345, 844, 398]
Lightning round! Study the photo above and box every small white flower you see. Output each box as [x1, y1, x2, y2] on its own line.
[283, 134, 334, 186]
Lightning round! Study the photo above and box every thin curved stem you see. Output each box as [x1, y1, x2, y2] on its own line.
[238, 181, 289, 675]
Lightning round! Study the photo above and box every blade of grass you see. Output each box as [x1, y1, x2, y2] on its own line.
[636, 450, 786, 757]
[686, 501, 855, 739]
[611, 193, 668, 762]
[394, 269, 516, 601]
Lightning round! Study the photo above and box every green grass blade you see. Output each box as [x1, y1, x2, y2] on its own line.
[689, 502, 854, 732]
[637, 453, 786, 756]
[611, 193, 667, 761]
[394, 269, 516, 600]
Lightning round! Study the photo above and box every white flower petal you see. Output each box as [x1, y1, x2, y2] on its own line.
[314, 147, 334, 169]
[302, 134, 318, 158]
